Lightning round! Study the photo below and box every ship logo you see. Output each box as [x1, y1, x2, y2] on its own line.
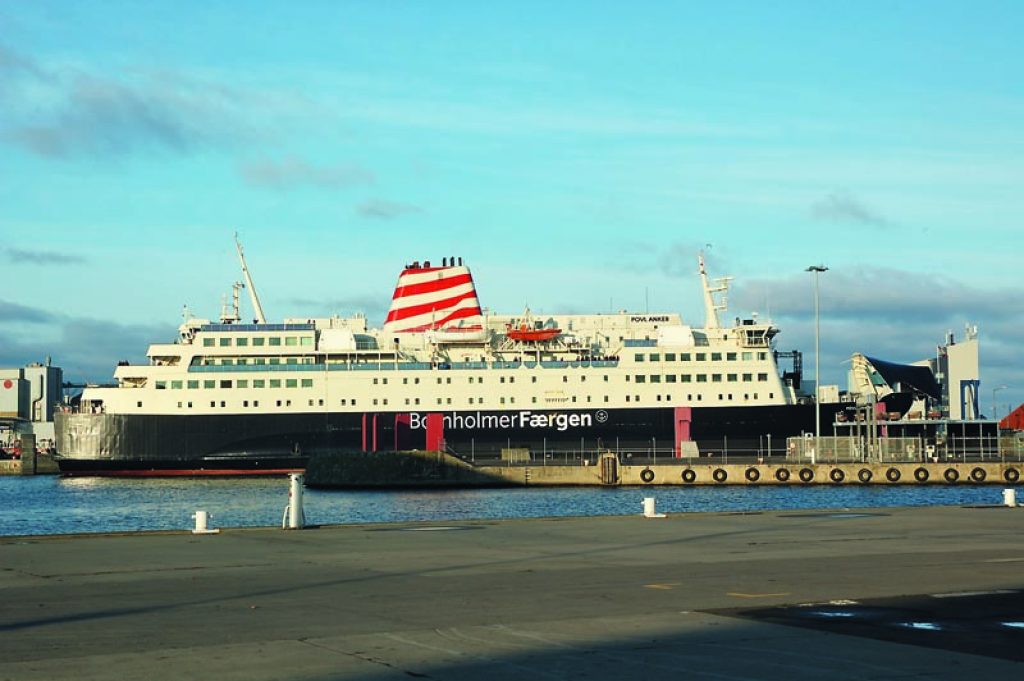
[595, 410, 609, 423]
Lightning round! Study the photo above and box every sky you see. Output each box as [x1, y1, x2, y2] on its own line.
[1, 1, 1022, 416]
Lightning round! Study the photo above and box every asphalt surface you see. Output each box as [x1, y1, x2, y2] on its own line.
[3, 504, 1024, 680]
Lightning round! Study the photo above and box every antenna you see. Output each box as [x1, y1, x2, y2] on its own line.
[698, 250, 733, 330]
[235, 233, 267, 324]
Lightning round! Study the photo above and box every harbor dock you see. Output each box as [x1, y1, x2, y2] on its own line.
[3, 505, 1024, 679]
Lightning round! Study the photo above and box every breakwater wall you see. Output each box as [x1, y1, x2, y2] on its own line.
[305, 450, 1024, 488]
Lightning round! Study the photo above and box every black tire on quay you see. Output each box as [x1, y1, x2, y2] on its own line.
[914, 467, 929, 483]
[775, 468, 790, 483]
[944, 468, 959, 483]
[1005, 468, 1020, 483]
[713, 468, 728, 483]
[970, 467, 987, 483]
[682, 468, 697, 484]
[829, 468, 845, 483]
[858, 468, 873, 483]
[745, 467, 760, 482]
[641, 468, 655, 483]
[886, 467, 901, 483]
[799, 468, 814, 483]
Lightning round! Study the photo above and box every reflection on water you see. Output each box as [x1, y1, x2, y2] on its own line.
[0, 476, 1016, 537]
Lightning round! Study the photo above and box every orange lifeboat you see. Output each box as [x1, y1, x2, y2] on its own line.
[506, 323, 561, 342]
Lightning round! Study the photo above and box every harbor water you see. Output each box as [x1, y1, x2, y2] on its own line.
[1, 476, 1020, 537]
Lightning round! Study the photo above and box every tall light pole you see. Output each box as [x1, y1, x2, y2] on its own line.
[993, 385, 1008, 421]
[806, 265, 828, 464]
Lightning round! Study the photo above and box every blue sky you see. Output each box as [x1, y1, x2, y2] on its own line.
[1, 1, 1021, 415]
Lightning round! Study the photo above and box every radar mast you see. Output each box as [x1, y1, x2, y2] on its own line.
[235, 233, 267, 324]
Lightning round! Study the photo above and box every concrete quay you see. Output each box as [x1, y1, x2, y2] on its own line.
[3, 505, 1024, 680]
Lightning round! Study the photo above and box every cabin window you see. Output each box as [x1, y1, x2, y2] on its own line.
[726, 352, 736, 361]
[270, 379, 281, 388]
[269, 358, 280, 365]
[254, 380, 265, 388]
[171, 380, 182, 389]
[301, 337, 313, 346]
[635, 375, 646, 383]
[696, 374, 707, 383]
[665, 353, 676, 361]
[711, 352, 722, 361]
[712, 374, 722, 383]
[155, 381, 166, 390]
[187, 380, 199, 389]
[285, 337, 298, 346]
[286, 358, 297, 365]
[680, 353, 691, 361]
[634, 354, 644, 362]
[758, 373, 768, 381]
[727, 374, 737, 382]
[666, 375, 676, 383]
[743, 373, 752, 381]
[286, 379, 298, 388]
[269, 337, 281, 346]
[681, 375, 691, 383]
[237, 338, 249, 347]
[203, 380, 215, 389]
[137, 401, 142, 408]
[219, 338, 231, 347]
[301, 379, 313, 388]
[222, 359, 234, 366]
[203, 338, 215, 347]
[253, 338, 265, 347]
[742, 352, 753, 360]
[696, 353, 706, 361]
[220, 380, 232, 388]
[758, 352, 768, 360]
[651, 375, 661, 383]
[237, 380, 249, 388]
[649, 353, 660, 362]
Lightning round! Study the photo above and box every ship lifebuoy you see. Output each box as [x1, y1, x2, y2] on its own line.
[914, 467, 929, 483]
[713, 468, 728, 483]
[829, 468, 845, 483]
[744, 467, 760, 482]
[640, 468, 655, 483]
[682, 468, 696, 483]
[858, 468, 873, 483]
[799, 468, 814, 483]
[970, 467, 987, 482]
[775, 468, 790, 482]
[944, 468, 959, 483]
[1004, 468, 1020, 483]
[886, 467, 901, 483]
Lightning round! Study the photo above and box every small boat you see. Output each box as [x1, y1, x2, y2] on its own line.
[506, 323, 561, 342]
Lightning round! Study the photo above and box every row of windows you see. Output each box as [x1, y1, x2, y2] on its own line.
[634, 351, 768, 362]
[201, 336, 314, 348]
[156, 378, 315, 389]
[201, 357, 317, 366]
[631, 373, 770, 384]
[141, 390, 776, 411]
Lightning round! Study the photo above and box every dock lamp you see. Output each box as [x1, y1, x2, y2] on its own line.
[993, 385, 1008, 421]
[806, 265, 828, 464]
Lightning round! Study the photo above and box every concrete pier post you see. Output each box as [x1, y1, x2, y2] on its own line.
[19, 434, 36, 476]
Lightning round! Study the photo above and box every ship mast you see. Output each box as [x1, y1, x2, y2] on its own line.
[698, 252, 732, 330]
[235, 233, 267, 324]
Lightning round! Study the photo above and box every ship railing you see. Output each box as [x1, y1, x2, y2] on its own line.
[624, 339, 657, 347]
[200, 323, 315, 332]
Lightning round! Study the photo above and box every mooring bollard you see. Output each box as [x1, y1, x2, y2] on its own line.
[282, 473, 306, 529]
[1003, 489, 1017, 508]
[191, 510, 219, 534]
[642, 497, 666, 519]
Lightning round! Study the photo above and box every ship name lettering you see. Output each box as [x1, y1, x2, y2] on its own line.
[630, 315, 670, 323]
[407, 411, 593, 432]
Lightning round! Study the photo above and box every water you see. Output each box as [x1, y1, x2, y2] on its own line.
[0, 477, 1018, 537]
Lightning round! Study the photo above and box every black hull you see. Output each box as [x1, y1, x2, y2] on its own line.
[55, 404, 843, 475]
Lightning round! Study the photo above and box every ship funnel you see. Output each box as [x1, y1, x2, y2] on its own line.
[383, 260, 483, 332]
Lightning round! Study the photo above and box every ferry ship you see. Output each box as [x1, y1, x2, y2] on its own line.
[55, 241, 825, 475]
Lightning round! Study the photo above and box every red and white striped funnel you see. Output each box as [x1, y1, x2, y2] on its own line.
[383, 260, 483, 333]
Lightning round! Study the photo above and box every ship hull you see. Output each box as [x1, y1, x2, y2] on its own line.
[55, 404, 841, 476]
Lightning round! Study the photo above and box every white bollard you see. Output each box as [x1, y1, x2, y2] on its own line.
[191, 510, 219, 534]
[283, 473, 305, 529]
[642, 496, 666, 519]
[1004, 489, 1017, 508]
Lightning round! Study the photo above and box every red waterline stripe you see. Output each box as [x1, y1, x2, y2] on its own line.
[61, 468, 304, 477]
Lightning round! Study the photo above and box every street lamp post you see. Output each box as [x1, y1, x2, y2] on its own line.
[806, 265, 828, 464]
[993, 385, 1008, 421]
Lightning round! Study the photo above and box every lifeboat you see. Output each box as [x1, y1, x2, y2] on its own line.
[506, 323, 561, 342]
[428, 325, 488, 344]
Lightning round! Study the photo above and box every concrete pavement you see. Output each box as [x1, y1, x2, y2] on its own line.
[3, 505, 1024, 679]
